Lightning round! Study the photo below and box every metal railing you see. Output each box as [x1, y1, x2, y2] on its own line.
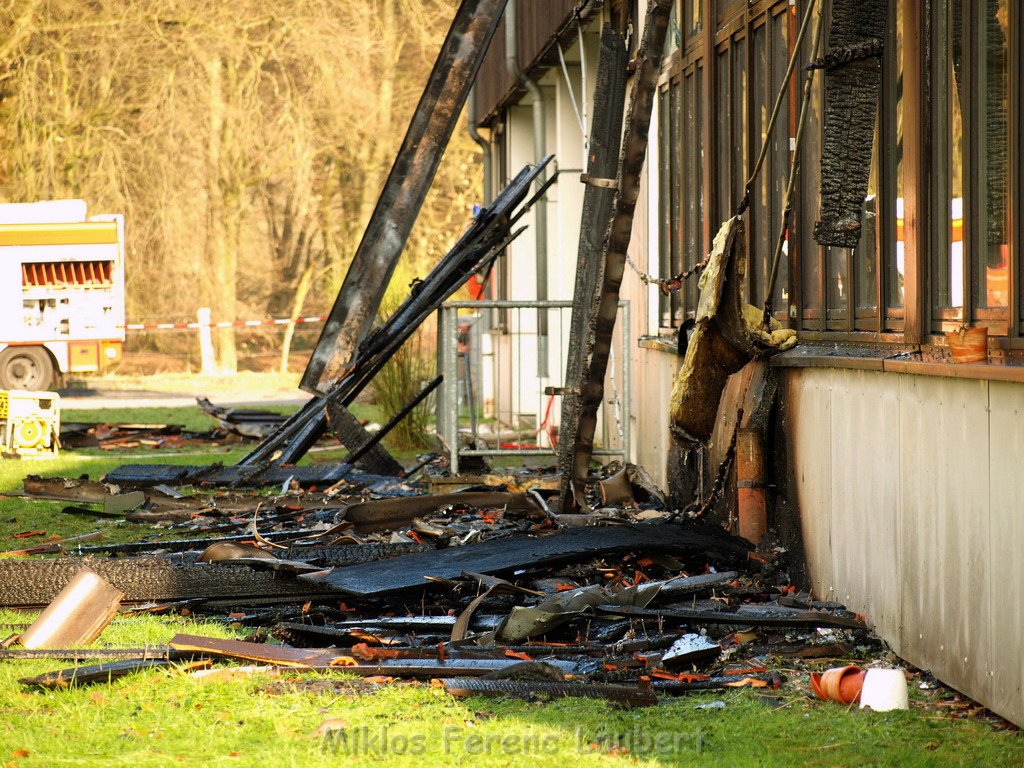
[437, 299, 630, 474]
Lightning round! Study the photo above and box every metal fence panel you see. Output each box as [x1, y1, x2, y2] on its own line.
[437, 299, 630, 474]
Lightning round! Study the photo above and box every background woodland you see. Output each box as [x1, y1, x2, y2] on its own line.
[0, 0, 478, 372]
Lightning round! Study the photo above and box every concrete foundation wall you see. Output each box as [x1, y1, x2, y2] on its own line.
[784, 366, 1024, 727]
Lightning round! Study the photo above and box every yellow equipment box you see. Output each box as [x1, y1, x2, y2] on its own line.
[0, 389, 60, 457]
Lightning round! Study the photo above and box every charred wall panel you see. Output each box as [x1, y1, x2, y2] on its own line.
[813, 0, 889, 248]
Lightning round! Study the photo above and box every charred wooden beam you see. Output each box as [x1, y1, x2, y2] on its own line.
[102, 461, 392, 489]
[301, 0, 509, 394]
[814, 0, 890, 248]
[20, 659, 184, 689]
[556, 24, 629, 512]
[442, 678, 658, 707]
[233, 161, 549, 470]
[342, 491, 543, 533]
[327, 373, 443, 475]
[0, 557, 337, 607]
[0, 647, 177, 662]
[596, 603, 868, 630]
[299, 523, 750, 597]
[568, 0, 673, 509]
[73, 530, 328, 557]
[284, 542, 435, 566]
[651, 672, 784, 694]
[168, 633, 352, 668]
[167, 634, 580, 677]
[323, 404, 405, 476]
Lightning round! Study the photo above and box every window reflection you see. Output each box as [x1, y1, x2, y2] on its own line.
[978, 0, 1009, 309]
[888, 0, 905, 310]
[684, 0, 703, 38]
[947, 0, 965, 310]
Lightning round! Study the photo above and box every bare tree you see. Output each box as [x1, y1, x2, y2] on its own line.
[0, 0, 478, 373]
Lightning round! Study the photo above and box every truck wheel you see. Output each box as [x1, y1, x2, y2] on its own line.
[0, 347, 55, 391]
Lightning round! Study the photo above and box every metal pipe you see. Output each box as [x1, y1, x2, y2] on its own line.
[505, 0, 549, 376]
[467, 85, 493, 205]
[621, 300, 631, 464]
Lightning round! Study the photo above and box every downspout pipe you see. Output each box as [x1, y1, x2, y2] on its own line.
[505, 0, 549, 377]
[467, 85, 492, 205]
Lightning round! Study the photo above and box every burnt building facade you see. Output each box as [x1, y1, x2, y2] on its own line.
[470, 0, 1023, 725]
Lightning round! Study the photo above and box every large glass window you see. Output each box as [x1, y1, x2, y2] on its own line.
[714, 46, 730, 229]
[656, 19, 705, 329]
[683, 0, 703, 42]
[654, 0, 933, 340]
[932, 0, 1013, 333]
[658, 86, 673, 328]
[656, 75, 684, 327]
[803, 0, 902, 333]
[682, 63, 704, 315]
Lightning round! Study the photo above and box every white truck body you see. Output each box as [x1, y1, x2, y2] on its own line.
[0, 200, 126, 390]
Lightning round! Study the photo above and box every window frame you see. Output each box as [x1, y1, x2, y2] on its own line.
[928, 0, 1016, 338]
[652, 0, 1022, 351]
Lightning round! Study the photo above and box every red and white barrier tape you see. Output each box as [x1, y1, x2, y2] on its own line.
[123, 315, 326, 331]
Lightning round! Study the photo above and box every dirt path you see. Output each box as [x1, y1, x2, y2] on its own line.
[56, 374, 312, 410]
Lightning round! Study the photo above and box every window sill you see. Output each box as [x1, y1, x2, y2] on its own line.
[638, 335, 1024, 384]
[771, 344, 1024, 384]
[638, 333, 679, 354]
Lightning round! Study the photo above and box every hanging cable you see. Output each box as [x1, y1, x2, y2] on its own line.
[557, 42, 588, 156]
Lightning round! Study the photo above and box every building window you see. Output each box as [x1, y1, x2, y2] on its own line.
[683, 0, 703, 43]
[657, 32, 705, 329]
[749, 5, 794, 315]
[715, 0, 744, 28]
[976, 0, 1010, 315]
[657, 78, 681, 327]
[932, 0, 1013, 334]
[798, 0, 903, 334]
[885, 0, 906, 325]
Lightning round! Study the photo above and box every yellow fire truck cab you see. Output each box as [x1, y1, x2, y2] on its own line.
[0, 200, 126, 391]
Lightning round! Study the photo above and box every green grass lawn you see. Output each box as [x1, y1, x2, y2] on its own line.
[0, 610, 1020, 768]
[0, 403, 380, 551]
[0, 405, 1021, 766]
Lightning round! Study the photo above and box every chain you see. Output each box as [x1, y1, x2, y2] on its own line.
[624, 250, 709, 293]
[667, 407, 744, 523]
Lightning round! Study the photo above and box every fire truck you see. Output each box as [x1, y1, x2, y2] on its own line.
[0, 200, 125, 391]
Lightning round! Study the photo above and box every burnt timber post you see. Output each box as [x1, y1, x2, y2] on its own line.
[556, 24, 629, 511]
[813, 0, 890, 248]
[300, 0, 509, 395]
[567, 0, 673, 510]
[237, 0, 508, 472]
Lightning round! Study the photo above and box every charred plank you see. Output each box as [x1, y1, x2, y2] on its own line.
[299, 523, 750, 597]
[302, 0, 509, 393]
[19, 659, 181, 688]
[814, 0, 889, 248]
[595, 603, 868, 630]
[557, 24, 629, 510]
[0, 557, 337, 607]
[442, 678, 658, 707]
